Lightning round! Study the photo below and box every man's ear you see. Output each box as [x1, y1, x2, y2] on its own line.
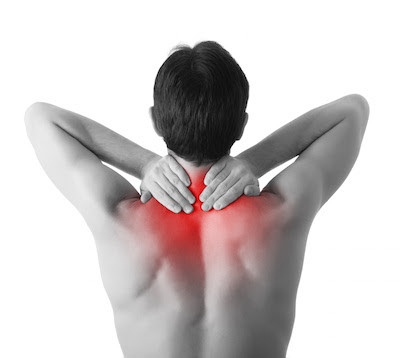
[236, 112, 249, 140]
[149, 106, 163, 137]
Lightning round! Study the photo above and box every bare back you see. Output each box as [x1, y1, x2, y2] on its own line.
[92, 170, 315, 358]
[24, 95, 368, 358]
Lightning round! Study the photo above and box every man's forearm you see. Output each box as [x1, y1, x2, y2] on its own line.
[31, 102, 160, 179]
[237, 94, 367, 178]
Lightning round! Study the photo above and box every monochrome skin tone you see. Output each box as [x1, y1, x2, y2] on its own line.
[24, 50, 369, 356]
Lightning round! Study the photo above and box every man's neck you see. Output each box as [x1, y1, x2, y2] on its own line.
[168, 152, 215, 199]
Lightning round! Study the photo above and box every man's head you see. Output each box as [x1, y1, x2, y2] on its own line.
[150, 41, 249, 166]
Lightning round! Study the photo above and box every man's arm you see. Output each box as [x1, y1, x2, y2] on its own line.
[24, 102, 195, 224]
[202, 94, 369, 211]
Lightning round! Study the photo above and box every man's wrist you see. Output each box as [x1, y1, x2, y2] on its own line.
[139, 152, 162, 180]
[235, 154, 260, 179]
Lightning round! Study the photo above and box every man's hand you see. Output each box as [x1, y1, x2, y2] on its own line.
[140, 155, 196, 214]
[199, 156, 260, 211]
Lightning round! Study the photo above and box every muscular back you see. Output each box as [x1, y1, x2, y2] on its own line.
[93, 170, 313, 358]
[24, 95, 368, 358]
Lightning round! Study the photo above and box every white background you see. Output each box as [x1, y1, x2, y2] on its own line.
[1, 0, 399, 357]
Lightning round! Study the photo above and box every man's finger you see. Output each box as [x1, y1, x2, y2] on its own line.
[204, 157, 227, 185]
[151, 182, 182, 213]
[202, 176, 240, 211]
[164, 169, 196, 204]
[158, 174, 193, 214]
[244, 184, 260, 196]
[213, 180, 245, 210]
[167, 155, 191, 186]
[140, 190, 152, 203]
[200, 169, 230, 202]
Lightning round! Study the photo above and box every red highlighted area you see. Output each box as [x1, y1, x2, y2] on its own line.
[116, 170, 281, 305]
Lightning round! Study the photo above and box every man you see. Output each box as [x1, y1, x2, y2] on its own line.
[25, 41, 369, 358]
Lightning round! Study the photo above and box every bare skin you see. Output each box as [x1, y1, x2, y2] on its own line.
[110, 167, 289, 358]
[25, 94, 369, 357]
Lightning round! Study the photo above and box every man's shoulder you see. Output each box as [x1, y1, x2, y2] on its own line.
[110, 191, 291, 234]
[115, 191, 282, 217]
[92, 192, 309, 247]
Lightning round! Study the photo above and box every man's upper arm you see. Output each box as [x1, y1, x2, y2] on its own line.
[265, 95, 369, 213]
[24, 103, 139, 227]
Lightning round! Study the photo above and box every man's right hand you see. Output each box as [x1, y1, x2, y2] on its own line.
[199, 156, 260, 211]
[140, 155, 196, 214]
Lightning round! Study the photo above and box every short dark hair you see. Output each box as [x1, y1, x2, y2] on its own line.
[153, 41, 249, 165]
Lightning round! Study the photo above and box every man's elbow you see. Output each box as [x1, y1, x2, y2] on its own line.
[24, 102, 52, 133]
[348, 94, 370, 121]
[345, 94, 370, 141]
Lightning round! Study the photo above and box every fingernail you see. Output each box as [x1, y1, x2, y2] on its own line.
[214, 204, 221, 210]
[173, 206, 181, 213]
[190, 196, 196, 204]
[199, 194, 204, 202]
[184, 206, 193, 214]
[202, 203, 210, 211]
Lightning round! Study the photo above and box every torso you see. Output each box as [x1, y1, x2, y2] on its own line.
[91, 172, 315, 358]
